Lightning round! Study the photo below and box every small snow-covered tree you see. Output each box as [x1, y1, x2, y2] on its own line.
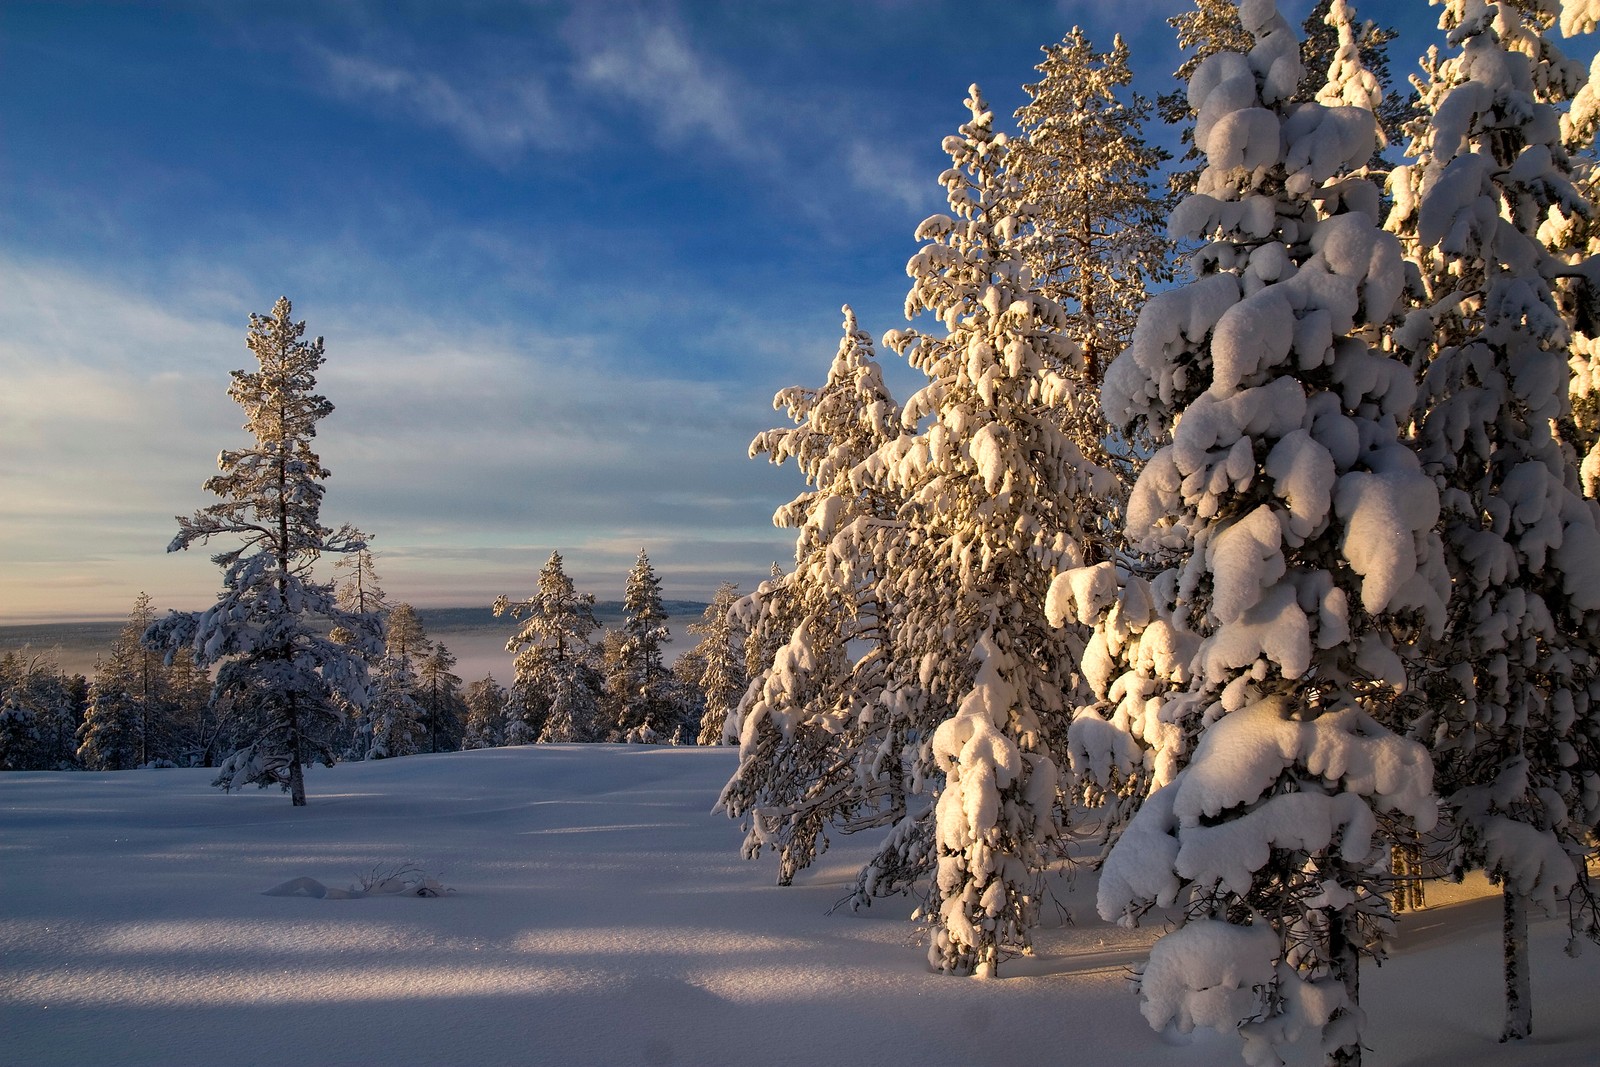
[690, 583, 747, 745]
[609, 551, 695, 741]
[1084, 3, 1448, 1063]
[867, 85, 1110, 977]
[462, 675, 509, 749]
[1387, 0, 1600, 1042]
[495, 551, 603, 743]
[144, 297, 381, 806]
[355, 601, 433, 759]
[366, 651, 426, 759]
[417, 643, 465, 752]
[76, 593, 161, 770]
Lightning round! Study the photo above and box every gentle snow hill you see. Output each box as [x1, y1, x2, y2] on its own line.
[2, 747, 1598, 1067]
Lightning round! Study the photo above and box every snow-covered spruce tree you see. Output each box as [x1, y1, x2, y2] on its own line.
[495, 551, 603, 744]
[357, 601, 431, 759]
[417, 643, 465, 752]
[76, 593, 161, 770]
[610, 551, 695, 741]
[1386, 0, 1600, 1042]
[0, 651, 86, 771]
[366, 650, 426, 759]
[690, 582, 747, 745]
[1083, 3, 1448, 1063]
[144, 297, 381, 806]
[867, 86, 1109, 977]
[1161, 0, 1256, 198]
[718, 306, 907, 884]
[462, 674, 509, 749]
[1011, 27, 1174, 390]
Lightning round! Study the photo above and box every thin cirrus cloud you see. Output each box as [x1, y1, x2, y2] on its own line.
[0, 246, 800, 619]
[310, 46, 566, 161]
[563, 7, 767, 161]
[301, 8, 924, 231]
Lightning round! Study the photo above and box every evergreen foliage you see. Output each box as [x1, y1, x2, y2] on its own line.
[687, 582, 747, 745]
[462, 675, 509, 750]
[872, 85, 1109, 976]
[1079, 3, 1449, 1061]
[77, 593, 161, 770]
[1011, 27, 1174, 388]
[0, 650, 87, 771]
[719, 308, 907, 884]
[143, 297, 382, 806]
[1387, 0, 1600, 1041]
[495, 551, 604, 743]
[609, 551, 696, 742]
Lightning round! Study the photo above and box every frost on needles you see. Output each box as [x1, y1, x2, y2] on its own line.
[1388, 0, 1600, 1043]
[1064, 2, 1449, 1063]
[143, 297, 382, 807]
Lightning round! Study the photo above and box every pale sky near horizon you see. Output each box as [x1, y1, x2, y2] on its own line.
[0, 1, 1548, 622]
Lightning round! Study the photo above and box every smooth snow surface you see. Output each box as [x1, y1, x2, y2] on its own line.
[3, 747, 1599, 1066]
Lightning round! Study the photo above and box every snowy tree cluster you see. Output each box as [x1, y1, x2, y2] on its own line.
[493, 549, 739, 745]
[75, 592, 213, 770]
[0, 649, 87, 771]
[728, 2, 1600, 1064]
[359, 602, 466, 760]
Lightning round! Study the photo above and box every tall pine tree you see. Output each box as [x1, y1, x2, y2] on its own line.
[1088, 4, 1446, 1062]
[1387, 0, 1600, 1041]
[145, 297, 381, 805]
[873, 86, 1109, 976]
[1011, 27, 1173, 388]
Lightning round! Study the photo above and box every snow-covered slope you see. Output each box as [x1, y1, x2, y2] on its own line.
[2, 746, 1596, 1066]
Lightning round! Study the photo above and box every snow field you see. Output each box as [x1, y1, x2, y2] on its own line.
[2, 746, 1598, 1066]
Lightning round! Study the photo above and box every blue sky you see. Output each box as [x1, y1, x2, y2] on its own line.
[0, 1, 1532, 621]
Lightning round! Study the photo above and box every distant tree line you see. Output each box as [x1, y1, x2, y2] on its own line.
[2, 299, 749, 783]
[0, 556, 748, 773]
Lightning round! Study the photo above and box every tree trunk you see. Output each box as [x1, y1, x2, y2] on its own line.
[289, 756, 307, 807]
[286, 687, 307, 807]
[1328, 907, 1361, 1067]
[1502, 888, 1531, 1041]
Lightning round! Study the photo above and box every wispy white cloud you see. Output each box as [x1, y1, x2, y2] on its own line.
[564, 5, 768, 161]
[307, 46, 565, 162]
[0, 251, 796, 620]
[844, 139, 938, 214]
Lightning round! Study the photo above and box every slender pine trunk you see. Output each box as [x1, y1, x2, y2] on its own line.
[287, 686, 307, 806]
[288, 756, 306, 806]
[1502, 888, 1531, 1041]
[1328, 908, 1361, 1067]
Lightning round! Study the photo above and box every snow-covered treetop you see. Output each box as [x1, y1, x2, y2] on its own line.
[1316, 0, 1384, 113]
[493, 550, 599, 668]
